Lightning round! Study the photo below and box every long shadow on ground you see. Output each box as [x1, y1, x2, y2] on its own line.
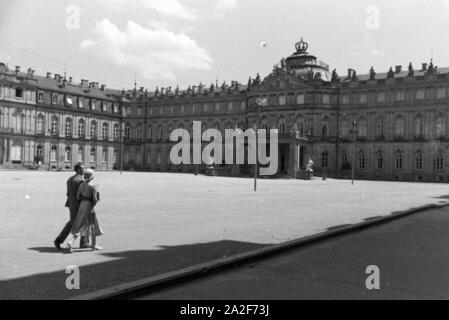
[1, 240, 270, 300]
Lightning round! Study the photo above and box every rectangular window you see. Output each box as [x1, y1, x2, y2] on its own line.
[52, 94, 58, 105]
[78, 98, 84, 109]
[437, 88, 446, 99]
[137, 107, 143, 115]
[341, 95, 349, 105]
[66, 97, 73, 107]
[377, 92, 386, 103]
[416, 89, 425, 100]
[91, 100, 96, 110]
[38, 92, 44, 102]
[322, 95, 330, 104]
[395, 90, 405, 101]
[279, 95, 287, 106]
[15, 88, 24, 99]
[359, 94, 367, 104]
[296, 94, 305, 105]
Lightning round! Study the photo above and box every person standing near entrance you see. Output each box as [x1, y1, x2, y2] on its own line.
[54, 163, 89, 250]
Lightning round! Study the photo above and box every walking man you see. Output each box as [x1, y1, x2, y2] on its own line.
[54, 163, 89, 250]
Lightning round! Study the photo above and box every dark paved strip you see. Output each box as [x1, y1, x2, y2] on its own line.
[138, 206, 449, 300]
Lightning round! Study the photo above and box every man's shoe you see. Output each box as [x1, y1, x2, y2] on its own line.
[92, 246, 103, 251]
[54, 239, 61, 250]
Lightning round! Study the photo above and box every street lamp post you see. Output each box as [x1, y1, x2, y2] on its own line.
[350, 120, 359, 185]
[254, 97, 266, 192]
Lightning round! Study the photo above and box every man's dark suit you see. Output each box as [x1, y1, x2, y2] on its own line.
[55, 174, 88, 246]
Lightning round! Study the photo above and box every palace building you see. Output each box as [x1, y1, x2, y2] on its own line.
[1, 38, 449, 182]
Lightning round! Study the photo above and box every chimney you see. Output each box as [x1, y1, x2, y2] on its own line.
[347, 68, 352, 79]
[422, 63, 428, 72]
[140, 87, 144, 92]
[81, 79, 89, 87]
[69, 77, 73, 83]
[15, 66, 20, 74]
[101, 84, 106, 91]
[395, 65, 402, 73]
[54, 74, 61, 82]
[30, 69, 35, 78]
[46, 72, 52, 79]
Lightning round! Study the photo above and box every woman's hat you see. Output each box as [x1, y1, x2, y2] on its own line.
[84, 169, 95, 181]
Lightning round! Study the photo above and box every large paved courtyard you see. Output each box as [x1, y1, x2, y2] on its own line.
[1, 171, 448, 299]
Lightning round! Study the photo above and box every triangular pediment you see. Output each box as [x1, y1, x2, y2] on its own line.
[257, 70, 313, 92]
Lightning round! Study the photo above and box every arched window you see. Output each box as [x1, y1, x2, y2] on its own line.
[358, 117, 367, 139]
[358, 152, 365, 170]
[77, 148, 83, 162]
[341, 118, 350, 138]
[136, 125, 143, 141]
[435, 115, 445, 139]
[113, 124, 120, 141]
[78, 119, 85, 138]
[322, 118, 329, 139]
[415, 152, 423, 171]
[65, 146, 71, 162]
[147, 125, 152, 142]
[321, 151, 329, 169]
[434, 151, 445, 172]
[14, 113, 25, 134]
[102, 123, 109, 141]
[65, 118, 72, 137]
[36, 114, 45, 135]
[90, 121, 97, 139]
[11, 144, 22, 162]
[157, 151, 162, 165]
[414, 115, 424, 138]
[394, 115, 405, 138]
[166, 125, 173, 141]
[90, 147, 96, 163]
[377, 151, 384, 170]
[157, 124, 163, 141]
[51, 116, 59, 136]
[102, 148, 107, 163]
[376, 117, 385, 139]
[124, 126, 130, 141]
[395, 151, 403, 170]
[36, 144, 44, 156]
[50, 145, 57, 162]
[296, 117, 305, 136]
[278, 120, 286, 135]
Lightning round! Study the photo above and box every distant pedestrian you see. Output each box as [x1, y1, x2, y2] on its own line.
[54, 163, 89, 250]
[65, 169, 103, 253]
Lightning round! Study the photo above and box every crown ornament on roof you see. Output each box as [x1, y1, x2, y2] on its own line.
[295, 37, 309, 54]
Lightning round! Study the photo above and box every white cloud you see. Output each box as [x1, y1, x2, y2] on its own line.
[80, 19, 213, 81]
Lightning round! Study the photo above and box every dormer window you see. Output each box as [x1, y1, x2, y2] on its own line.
[15, 88, 24, 99]
[102, 102, 108, 112]
[37, 92, 44, 102]
[52, 94, 58, 105]
[66, 97, 73, 107]
[113, 104, 119, 114]
[78, 98, 84, 109]
[91, 100, 96, 110]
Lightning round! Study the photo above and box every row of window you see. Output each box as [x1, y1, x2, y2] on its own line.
[35, 115, 120, 141]
[34, 144, 118, 164]
[341, 87, 448, 105]
[340, 114, 446, 140]
[325, 151, 446, 172]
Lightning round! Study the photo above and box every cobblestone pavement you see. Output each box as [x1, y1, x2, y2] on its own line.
[0, 171, 447, 299]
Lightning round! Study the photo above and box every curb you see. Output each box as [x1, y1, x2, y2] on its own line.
[70, 202, 449, 300]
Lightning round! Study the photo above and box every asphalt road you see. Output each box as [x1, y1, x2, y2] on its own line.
[138, 206, 449, 300]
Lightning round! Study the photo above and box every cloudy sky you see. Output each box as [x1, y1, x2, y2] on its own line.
[1, 0, 449, 90]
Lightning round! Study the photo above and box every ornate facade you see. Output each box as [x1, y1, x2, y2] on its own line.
[2, 38, 449, 182]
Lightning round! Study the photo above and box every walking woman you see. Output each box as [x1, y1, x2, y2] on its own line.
[66, 169, 103, 253]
